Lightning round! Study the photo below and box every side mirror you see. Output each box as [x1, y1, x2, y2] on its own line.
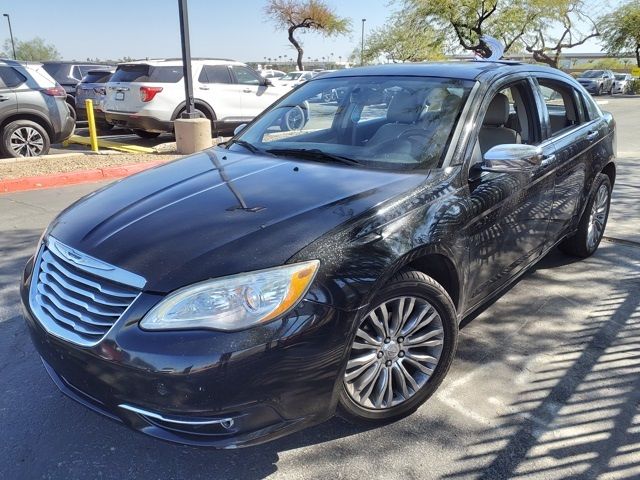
[233, 123, 247, 136]
[480, 144, 543, 173]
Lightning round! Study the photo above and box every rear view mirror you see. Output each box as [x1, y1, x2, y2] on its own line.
[233, 124, 247, 136]
[480, 144, 542, 173]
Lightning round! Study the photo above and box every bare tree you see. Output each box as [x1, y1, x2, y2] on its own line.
[264, 0, 350, 70]
[524, 2, 600, 68]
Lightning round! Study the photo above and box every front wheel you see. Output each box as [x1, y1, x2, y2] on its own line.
[280, 105, 307, 131]
[559, 173, 611, 258]
[337, 270, 458, 425]
[1, 120, 51, 158]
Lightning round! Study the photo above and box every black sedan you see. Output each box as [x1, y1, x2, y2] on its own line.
[21, 62, 616, 448]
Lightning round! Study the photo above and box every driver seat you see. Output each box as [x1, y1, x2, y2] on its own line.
[478, 93, 521, 154]
[365, 91, 423, 147]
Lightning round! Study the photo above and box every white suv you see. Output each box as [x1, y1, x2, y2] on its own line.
[103, 59, 290, 138]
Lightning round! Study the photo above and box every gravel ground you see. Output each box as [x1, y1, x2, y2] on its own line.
[0, 152, 182, 180]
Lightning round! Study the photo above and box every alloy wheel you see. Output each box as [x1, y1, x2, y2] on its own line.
[587, 183, 609, 250]
[344, 296, 444, 410]
[10, 126, 45, 157]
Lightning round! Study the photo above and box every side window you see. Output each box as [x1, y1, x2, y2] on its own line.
[231, 66, 261, 86]
[0, 66, 26, 88]
[476, 81, 540, 157]
[536, 80, 581, 136]
[582, 92, 602, 121]
[200, 65, 232, 84]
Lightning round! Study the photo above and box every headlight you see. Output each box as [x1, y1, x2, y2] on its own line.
[140, 260, 320, 331]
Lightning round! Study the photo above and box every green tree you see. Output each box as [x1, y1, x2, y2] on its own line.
[363, 16, 444, 63]
[264, 0, 351, 71]
[401, 0, 547, 57]
[1, 37, 60, 61]
[600, 0, 640, 67]
[523, 1, 600, 68]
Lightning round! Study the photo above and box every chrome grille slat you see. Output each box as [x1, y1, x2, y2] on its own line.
[38, 274, 121, 317]
[42, 250, 138, 298]
[40, 267, 132, 307]
[29, 237, 143, 347]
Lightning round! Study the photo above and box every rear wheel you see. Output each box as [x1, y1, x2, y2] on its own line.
[560, 173, 611, 258]
[1, 120, 51, 158]
[337, 270, 458, 425]
[132, 129, 161, 139]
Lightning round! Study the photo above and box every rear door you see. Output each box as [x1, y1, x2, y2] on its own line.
[0, 66, 20, 122]
[531, 76, 593, 242]
[229, 65, 284, 119]
[196, 65, 241, 123]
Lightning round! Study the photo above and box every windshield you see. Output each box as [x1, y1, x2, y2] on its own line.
[581, 70, 604, 78]
[281, 72, 303, 80]
[230, 75, 473, 170]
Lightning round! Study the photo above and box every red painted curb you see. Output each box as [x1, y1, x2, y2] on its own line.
[0, 159, 167, 194]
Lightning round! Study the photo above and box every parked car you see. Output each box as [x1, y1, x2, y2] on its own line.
[22, 61, 616, 448]
[102, 58, 290, 138]
[576, 69, 615, 96]
[259, 69, 286, 79]
[42, 61, 114, 120]
[272, 70, 316, 88]
[75, 69, 114, 130]
[612, 73, 634, 94]
[0, 59, 74, 158]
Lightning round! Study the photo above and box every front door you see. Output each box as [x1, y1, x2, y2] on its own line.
[0, 65, 20, 122]
[229, 65, 283, 119]
[463, 78, 556, 307]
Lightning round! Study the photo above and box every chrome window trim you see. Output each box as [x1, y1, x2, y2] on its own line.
[119, 403, 234, 427]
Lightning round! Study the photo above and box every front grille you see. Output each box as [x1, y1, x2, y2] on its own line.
[30, 237, 143, 347]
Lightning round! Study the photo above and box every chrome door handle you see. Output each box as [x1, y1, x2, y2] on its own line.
[541, 154, 556, 166]
[199, 86, 210, 90]
[243, 88, 252, 93]
[586, 131, 599, 142]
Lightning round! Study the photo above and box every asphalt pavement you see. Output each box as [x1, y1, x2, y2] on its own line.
[0, 98, 639, 480]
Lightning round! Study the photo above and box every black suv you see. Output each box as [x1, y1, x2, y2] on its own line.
[42, 61, 114, 119]
[22, 61, 616, 448]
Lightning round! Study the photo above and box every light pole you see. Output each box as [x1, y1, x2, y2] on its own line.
[361, 18, 366, 66]
[3, 14, 16, 60]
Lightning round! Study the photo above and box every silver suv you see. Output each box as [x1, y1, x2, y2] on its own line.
[103, 58, 290, 138]
[0, 60, 75, 158]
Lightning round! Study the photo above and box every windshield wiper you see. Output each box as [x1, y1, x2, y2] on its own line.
[227, 139, 267, 155]
[266, 148, 362, 167]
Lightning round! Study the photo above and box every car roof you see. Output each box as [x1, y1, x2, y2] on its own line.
[117, 58, 244, 67]
[313, 61, 559, 81]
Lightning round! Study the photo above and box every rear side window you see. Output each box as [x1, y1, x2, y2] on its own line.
[0, 66, 26, 88]
[582, 92, 602, 121]
[81, 71, 112, 84]
[111, 65, 184, 83]
[199, 65, 232, 84]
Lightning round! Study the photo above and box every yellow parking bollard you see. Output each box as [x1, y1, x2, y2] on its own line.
[84, 99, 99, 152]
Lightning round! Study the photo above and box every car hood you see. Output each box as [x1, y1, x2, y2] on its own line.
[48, 147, 425, 292]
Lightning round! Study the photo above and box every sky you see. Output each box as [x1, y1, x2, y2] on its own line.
[1, 0, 606, 63]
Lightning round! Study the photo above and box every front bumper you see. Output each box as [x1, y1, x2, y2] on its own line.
[21, 258, 352, 448]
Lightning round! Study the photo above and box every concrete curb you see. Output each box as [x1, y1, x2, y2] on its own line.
[0, 159, 167, 194]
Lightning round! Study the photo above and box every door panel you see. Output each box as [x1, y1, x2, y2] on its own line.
[197, 65, 242, 122]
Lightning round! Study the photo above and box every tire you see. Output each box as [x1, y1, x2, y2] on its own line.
[559, 173, 611, 258]
[132, 129, 161, 139]
[67, 104, 77, 122]
[280, 105, 306, 131]
[1, 119, 51, 158]
[337, 270, 458, 425]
